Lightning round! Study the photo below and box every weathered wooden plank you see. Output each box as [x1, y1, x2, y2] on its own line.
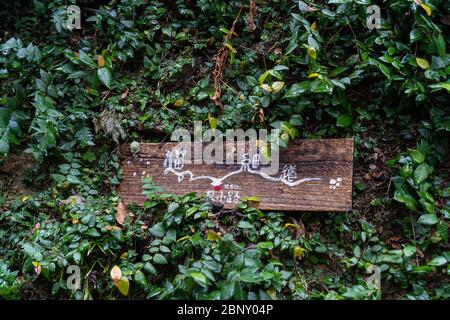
[118, 139, 354, 211]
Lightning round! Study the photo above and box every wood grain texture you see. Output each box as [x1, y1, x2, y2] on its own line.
[118, 139, 354, 211]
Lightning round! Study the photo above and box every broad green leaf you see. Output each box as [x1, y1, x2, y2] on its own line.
[408, 149, 425, 163]
[67, 175, 81, 184]
[79, 51, 96, 68]
[153, 253, 168, 264]
[97, 67, 112, 89]
[378, 63, 391, 78]
[402, 245, 417, 258]
[144, 262, 157, 276]
[283, 82, 310, 98]
[134, 270, 147, 286]
[149, 222, 165, 237]
[189, 272, 208, 287]
[0, 129, 10, 155]
[429, 82, 450, 92]
[427, 256, 447, 267]
[417, 214, 438, 225]
[167, 202, 179, 213]
[237, 221, 254, 229]
[337, 114, 352, 127]
[414, 163, 432, 184]
[86, 228, 101, 237]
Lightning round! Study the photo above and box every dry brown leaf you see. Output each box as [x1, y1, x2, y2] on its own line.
[116, 202, 130, 225]
[246, 0, 256, 32]
[121, 88, 129, 100]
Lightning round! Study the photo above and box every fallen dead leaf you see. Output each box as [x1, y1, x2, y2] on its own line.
[116, 202, 130, 225]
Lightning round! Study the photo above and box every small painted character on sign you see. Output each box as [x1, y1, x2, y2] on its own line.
[174, 149, 186, 170]
[281, 164, 297, 183]
[163, 150, 173, 169]
[241, 153, 250, 171]
[251, 153, 260, 170]
[225, 191, 240, 204]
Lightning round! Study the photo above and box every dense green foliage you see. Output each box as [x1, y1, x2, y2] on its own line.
[0, 0, 449, 299]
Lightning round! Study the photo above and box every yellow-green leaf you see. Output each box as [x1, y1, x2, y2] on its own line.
[307, 46, 317, 60]
[207, 231, 220, 241]
[258, 70, 270, 85]
[114, 277, 130, 296]
[419, 3, 432, 16]
[224, 42, 237, 53]
[208, 113, 217, 129]
[176, 235, 190, 243]
[293, 246, 307, 259]
[243, 196, 260, 202]
[261, 84, 272, 93]
[416, 57, 429, 70]
[267, 288, 277, 300]
[271, 81, 285, 93]
[308, 72, 320, 78]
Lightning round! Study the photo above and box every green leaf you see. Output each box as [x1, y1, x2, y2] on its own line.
[189, 272, 208, 287]
[408, 149, 425, 164]
[86, 228, 101, 237]
[149, 222, 165, 237]
[97, 67, 112, 89]
[237, 221, 254, 229]
[153, 253, 168, 265]
[168, 202, 179, 213]
[414, 163, 432, 184]
[134, 270, 148, 286]
[67, 175, 81, 184]
[283, 82, 310, 98]
[0, 129, 10, 155]
[402, 245, 416, 258]
[429, 82, 450, 93]
[144, 262, 157, 276]
[337, 114, 352, 127]
[378, 63, 391, 79]
[417, 214, 439, 225]
[79, 51, 96, 68]
[427, 256, 447, 267]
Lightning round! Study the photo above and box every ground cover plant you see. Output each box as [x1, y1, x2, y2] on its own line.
[0, 0, 449, 300]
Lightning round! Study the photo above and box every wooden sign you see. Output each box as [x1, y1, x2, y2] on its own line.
[118, 139, 354, 211]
